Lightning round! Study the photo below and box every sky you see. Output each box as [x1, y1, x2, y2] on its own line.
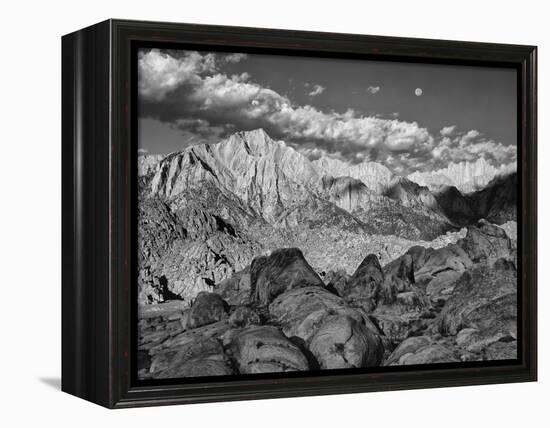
[137, 48, 517, 175]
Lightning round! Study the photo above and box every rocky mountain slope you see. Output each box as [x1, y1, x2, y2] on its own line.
[136, 128, 517, 378]
[470, 172, 517, 224]
[138, 129, 516, 306]
[408, 158, 516, 194]
[138, 220, 518, 379]
[146, 129, 445, 229]
[433, 172, 517, 226]
[313, 156, 394, 194]
[137, 154, 164, 177]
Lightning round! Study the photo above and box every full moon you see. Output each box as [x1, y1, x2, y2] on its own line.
[415, 88, 423, 96]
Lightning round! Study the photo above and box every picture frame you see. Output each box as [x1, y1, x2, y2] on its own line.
[61, 19, 537, 408]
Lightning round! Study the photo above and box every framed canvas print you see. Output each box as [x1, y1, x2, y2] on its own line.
[62, 19, 537, 408]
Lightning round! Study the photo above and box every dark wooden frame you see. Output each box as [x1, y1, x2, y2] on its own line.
[62, 19, 537, 408]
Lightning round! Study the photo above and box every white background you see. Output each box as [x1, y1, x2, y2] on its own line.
[1, 0, 546, 425]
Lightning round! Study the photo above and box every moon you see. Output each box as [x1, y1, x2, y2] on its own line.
[415, 88, 423, 96]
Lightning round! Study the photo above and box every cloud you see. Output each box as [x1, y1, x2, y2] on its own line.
[138, 49, 515, 174]
[308, 84, 325, 97]
[138, 50, 219, 102]
[367, 86, 380, 94]
[440, 125, 456, 136]
[458, 129, 480, 146]
[427, 129, 516, 170]
[138, 148, 149, 154]
[173, 118, 230, 143]
[224, 53, 248, 63]
[296, 146, 333, 161]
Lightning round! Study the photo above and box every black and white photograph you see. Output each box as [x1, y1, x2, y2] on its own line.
[136, 47, 519, 380]
[1, 0, 545, 422]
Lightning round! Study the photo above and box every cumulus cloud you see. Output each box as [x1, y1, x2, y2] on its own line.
[138, 50, 217, 101]
[308, 84, 325, 97]
[427, 129, 516, 170]
[367, 86, 380, 94]
[440, 125, 456, 136]
[224, 53, 248, 63]
[138, 148, 149, 154]
[138, 49, 515, 173]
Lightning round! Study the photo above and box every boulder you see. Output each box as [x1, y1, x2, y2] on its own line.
[385, 336, 459, 366]
[415, 244, 472, 281]
[343, 254, 384, 312]
[269, 286, 383, 344]
[395, 291, 427, 309]
[309, 315, 383, 369]
[458, 220, 513, 263]
[250, 248, 325, 305]
[216, 268, 252, 306]
[380, 254, 415, 304]
[384, 336, 432, 365]
[182, 292, 228, 330]
[228, 326, 309, 373]
[150, 337, 234, 378]
[398, 344, 460, 365]
[406, 246, 434, 272]
[371, 313, 425, 343]
[435, 265, 517, 340]
[456, 328, 516, 354]
[229, 306, 261, 327]
[137, 301, 190, 352]
[371, 286, 433, 343]
[324, 269, 350, 296]
[150, 319, 233, 354]
[424, 270, 463, 303]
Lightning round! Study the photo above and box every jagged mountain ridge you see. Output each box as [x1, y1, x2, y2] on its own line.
[138, 154, 164, 177]
[433, 172, 517, 226]
[474, 172, 517, 224]
[144, 129, 450, 234]
[313, 156, 394, 194]
[408, 157, 516, 194]
[137, 129, 516, 304]
[140, 129, 516, 236]
[149, 129, 330, 227]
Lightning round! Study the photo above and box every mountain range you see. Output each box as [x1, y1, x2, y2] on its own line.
[137, 128, 516, 305]
[407, 157, 516, 194]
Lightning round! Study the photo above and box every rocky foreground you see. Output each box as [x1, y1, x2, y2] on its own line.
[138, 218, 518, 379]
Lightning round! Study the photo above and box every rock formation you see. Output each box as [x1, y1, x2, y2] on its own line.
[309, 315, 383, 369]
[138, 218, 517, 379]
[408, 158, 516, 194]
[433, 173, 517, 226]
[342, 254, 385, 312]
[182, 292, 228, 330]
[137, 154, 164, 177]
[229, 326, 310, 373]
[136, 129, 518, 379]
[250, 248, 325, 305]
[313, 156, 394, 194]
